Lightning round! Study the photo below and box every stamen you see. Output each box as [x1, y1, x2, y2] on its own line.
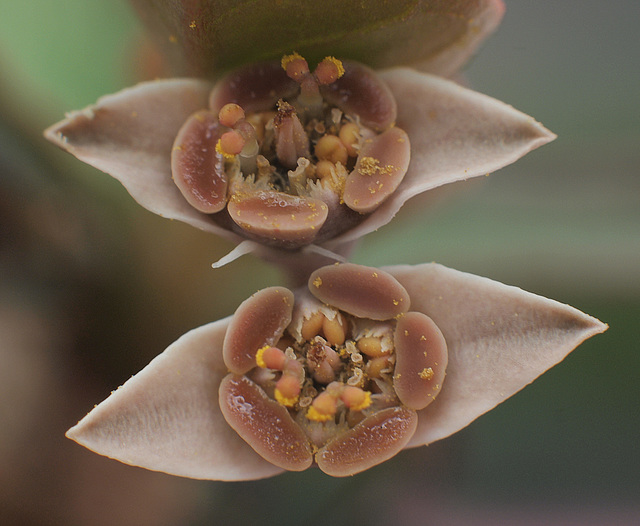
[366, 355, 392, 378]
[255, 346, 287, 370]
[341, 386, 372, 412]
[281, 52, 309, 81]
[315, 160, 336, 181]
[218, 103, 245, 128]
[275, 374, 301, 407]
[218, 130, 246, 157]
[357, 336, 387, 357]
[314, 57, 345, 85]
[338, 122, 360, 157]
[306, 391, 337, 422]
[301, 311, 325, 340]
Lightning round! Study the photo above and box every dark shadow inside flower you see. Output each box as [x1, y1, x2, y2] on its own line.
[172, 55, 410, 249]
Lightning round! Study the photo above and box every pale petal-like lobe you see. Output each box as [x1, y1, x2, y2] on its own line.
[44, 79, 242, 244]
[385, 263, 608, 447]
[45, 71, 554, 256]
[66, 319, 283, 481]
[66, 263, 606, 480]
[130, 0, 504, 78]
[328, 70, 557, 246]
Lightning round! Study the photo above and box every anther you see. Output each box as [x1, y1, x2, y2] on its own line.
[217, 130, 246, 157]
[315, 160, 335, 181]
[218, 103, 245, 128]
[341, 386, 372, 412]
[306, 391, 337, 422]
[314, 57, 345, 85]
[275, 374, 302, 407]
[255, 346, 287, 370]
[356, 336, 387, 357]
[338, 122, 360, 157]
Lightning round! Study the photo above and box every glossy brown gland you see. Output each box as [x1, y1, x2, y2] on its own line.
[315, 406, 417, 477]
[171, 110, 228, 213]
[393, 312, 448, 410]
[219, 375, 313, 471]
[308, 263, 410, 320]
[223, 287, 294, 374]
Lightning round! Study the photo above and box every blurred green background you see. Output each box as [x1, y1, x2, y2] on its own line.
[0, 1, 638, 524]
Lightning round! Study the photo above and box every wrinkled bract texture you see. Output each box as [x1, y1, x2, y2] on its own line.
[66, 263, 606, 480]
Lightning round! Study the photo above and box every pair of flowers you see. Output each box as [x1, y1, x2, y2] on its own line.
[47, 0, 606, 479]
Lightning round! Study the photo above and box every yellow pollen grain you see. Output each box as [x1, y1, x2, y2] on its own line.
[189, 20, 197, 29]
[281, 52, 304, 71]
[215, 139, 236, 160]
[323, 56, 345, 78]
[312, 277, 322, 288]
[275, 389, 299, 407]
[393, 299, 399, 306]
[349, 391, 371, 412]
[404, 330, 409, 336]
[255, 346, 270, 368]
[306, 406, 333, 422]
[358, 156, 394, 177]
[420, 335, 427, 341]
[419, 367, 434, 380]
[372, 272, 378, 278]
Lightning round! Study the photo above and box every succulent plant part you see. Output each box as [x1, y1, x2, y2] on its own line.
[47, 0, 608, 483]
[169, 54, 411, 248]
[45, 56, 554, 263]
[218, 264, 447, 476]
[65, 263, 606, 480]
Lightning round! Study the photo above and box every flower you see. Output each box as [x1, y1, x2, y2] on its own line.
[66, 262, 606, 480]
[44, 0, 554, 264]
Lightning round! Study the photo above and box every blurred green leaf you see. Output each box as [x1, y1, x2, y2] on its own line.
[0, 0, 138, 111]
[130, 0, 502, 77]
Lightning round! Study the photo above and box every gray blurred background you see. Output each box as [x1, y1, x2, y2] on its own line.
[0, 1, 638, 524]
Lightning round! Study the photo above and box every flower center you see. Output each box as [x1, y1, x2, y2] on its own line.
[171, 54, 410, 248]
[216, 55, 361, 199]
[246, 307, 399, 448]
